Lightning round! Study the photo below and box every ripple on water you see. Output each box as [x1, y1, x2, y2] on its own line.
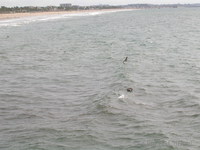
[0, 8, 200, 150]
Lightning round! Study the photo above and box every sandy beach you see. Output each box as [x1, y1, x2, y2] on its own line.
[0, 9, 132, 20]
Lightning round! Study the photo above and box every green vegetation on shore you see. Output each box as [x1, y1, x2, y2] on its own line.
[0, 3, 199, 14]
[0, 5, 121, 14]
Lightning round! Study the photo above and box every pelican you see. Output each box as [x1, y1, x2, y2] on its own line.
[123, 57, 128, 64]
[127, 88, 133, 92]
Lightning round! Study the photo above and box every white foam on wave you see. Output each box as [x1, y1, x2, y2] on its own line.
[0, 9, 136, 28]
[118, 94, 125, 99]
[0, 17, 38, 27]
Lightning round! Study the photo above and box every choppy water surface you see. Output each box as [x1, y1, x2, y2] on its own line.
[0, 8, 200, 150]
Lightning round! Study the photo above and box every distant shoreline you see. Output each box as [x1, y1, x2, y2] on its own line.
[0, 8, 136, 20]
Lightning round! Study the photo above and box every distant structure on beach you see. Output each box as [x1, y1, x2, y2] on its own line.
[60, 3, 72, 8]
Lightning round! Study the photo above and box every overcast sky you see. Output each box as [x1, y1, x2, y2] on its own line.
[1, 0, 200, 7]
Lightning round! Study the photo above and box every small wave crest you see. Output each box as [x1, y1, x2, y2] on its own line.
[0, 9, 130, 28]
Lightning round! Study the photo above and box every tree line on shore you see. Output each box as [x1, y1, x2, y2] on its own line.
[0, 5, 120, 13]
[0, 3, 199, 14]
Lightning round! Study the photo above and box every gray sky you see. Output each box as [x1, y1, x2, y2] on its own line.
[1, 0, 200, 7]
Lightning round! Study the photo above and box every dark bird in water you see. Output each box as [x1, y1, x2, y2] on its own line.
[123, 57, 128, 64]
[127, 88, 133, 92]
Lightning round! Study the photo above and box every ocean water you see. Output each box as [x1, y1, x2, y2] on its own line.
[0, 8, 200, 150]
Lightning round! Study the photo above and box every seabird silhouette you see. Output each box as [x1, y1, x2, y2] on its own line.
[123, 57, 128, 64]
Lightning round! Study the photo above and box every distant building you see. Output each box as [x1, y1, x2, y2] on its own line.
[60, 3, 72, 8]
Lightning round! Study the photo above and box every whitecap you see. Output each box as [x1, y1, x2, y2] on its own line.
[118, 94, 125, 99]
[0, 9, 137, 28]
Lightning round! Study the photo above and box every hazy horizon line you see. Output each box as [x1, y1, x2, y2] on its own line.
[1, 2, 200, 7]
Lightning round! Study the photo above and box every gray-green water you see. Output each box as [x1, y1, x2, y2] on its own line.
[0, 8, 200, 150]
